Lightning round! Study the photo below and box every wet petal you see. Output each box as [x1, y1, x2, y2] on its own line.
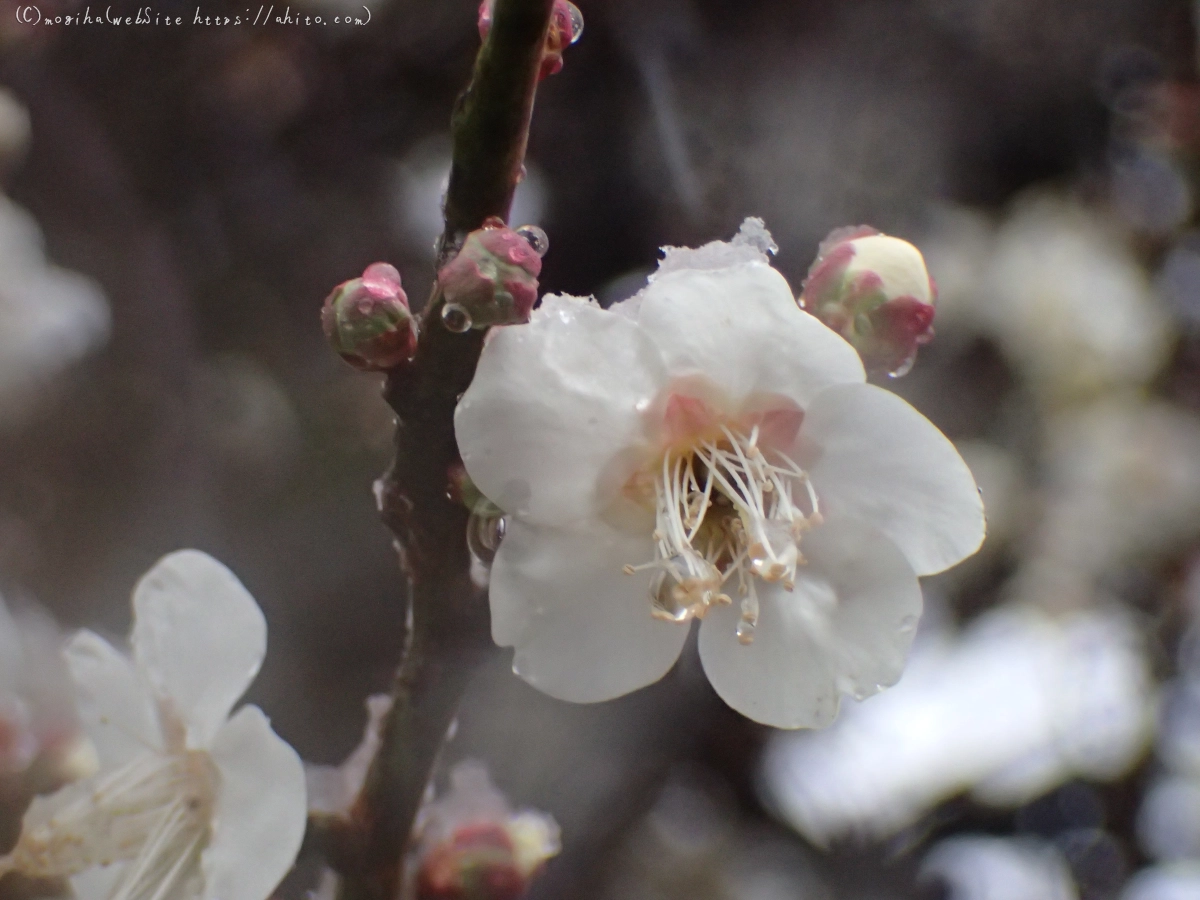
[456, 295, 668, 526]
[202, 706, 306, 900]
[803, 383, 985, 576]
[131, 551, 266, 748]
[699, 518, 921, 729]
[490, 519, 689, 702]
[65, 630, 161, 767]
[636, 262, 865, 407]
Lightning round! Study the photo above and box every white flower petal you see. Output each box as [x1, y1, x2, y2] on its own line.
[698, 518, 921, 729]
[635, 262, 865, 406]
[69, 862, 127, 900]
[202, 705, 306, 900]
[489, 519, 689, 703]
[64, 630, 161, 767]
[456, 295, 668, 525]
[131, 551, 266, 748]
[803, 383, 985, 576]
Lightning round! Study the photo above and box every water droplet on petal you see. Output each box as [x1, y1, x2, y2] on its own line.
[736, 616, 756, 644]
[899, 614, 919, 634]
[441, 302, 473, 332]
[515, 224, 550, 257]
[564, 1, 583, 43]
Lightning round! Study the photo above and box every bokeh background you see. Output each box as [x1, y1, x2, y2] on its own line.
[2, 0, 1200, 898]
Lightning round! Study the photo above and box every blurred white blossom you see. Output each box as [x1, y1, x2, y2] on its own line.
[1122, 863, 1200, 900]
[0, 550, 306, 900]
[0, 194, 109, 424]
[0, 595, 82, 776]
[1015, 400, 1200, 610]
[0, 88, 31, 168]
[981, 194, 1170, 406]
[761, 604, 1153, 842]
[456, 220, 983, 728]
[920, 836, 1078, 900]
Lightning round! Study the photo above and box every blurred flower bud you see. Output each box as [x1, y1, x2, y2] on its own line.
[478, 0, 583, 80]
[322, 263, 417, 371]
[438, 223, 542, 330]
[800, 227, 937, 377]
[414, 762, 559, 900]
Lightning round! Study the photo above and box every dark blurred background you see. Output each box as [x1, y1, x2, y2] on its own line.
[3, 1, 1200, 898]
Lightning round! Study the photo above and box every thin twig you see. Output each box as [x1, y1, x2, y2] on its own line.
[329, 2, 556, 898]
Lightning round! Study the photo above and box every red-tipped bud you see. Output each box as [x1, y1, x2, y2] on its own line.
[438, 224, 543, 330]
[800, 228, 937, 377]
[322, 263, 418, 371]
[415, 762, 559, 900]
[478, 0, 583, 80]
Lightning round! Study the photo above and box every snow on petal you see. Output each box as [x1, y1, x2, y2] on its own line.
[65, 630, 162, 768]
[202, 705, 306, 900]
[489, 519, 689, 703]
[698, 517, 920, 729]
[802, 382, 984, 576]
[131, 550, 266, 748]
[456, 294, 668, 526]
[635, 262, 865, 407]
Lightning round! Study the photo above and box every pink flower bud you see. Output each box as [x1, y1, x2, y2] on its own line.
[800, 227, 937, 377]
[477, 0, 584, 80]
[438, 224, 543, 330]
[321, 263, 418, 371]
[414, 762, 559, 900]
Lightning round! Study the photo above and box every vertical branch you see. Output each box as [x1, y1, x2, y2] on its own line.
[332, 2, 556, 899]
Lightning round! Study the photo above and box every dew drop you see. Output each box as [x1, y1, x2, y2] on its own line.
[564, 0, 584, 43]
[467, 510, 507, 567]
[899, 614, 919, 634]
[736, 615, 756, 645]
[887, 355, 916, 379]
[516, 224, 550, 257]
[651, 571, 693, 623]
[441, 302, 473, 333]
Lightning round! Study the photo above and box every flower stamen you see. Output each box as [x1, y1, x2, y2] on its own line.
[624, 422, 821, 641]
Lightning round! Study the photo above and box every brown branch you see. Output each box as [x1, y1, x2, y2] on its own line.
[329, 2, 556, 898]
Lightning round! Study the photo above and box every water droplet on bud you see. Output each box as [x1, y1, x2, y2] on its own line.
[516, 224, 550, 257]
[441, 302, 473, 333]
[467, 510, 507, 567]
[887, 355, 916, 379]
[564, 1, 584, 43]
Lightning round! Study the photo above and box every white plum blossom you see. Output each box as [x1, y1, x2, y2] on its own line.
[760, 604, 1153, 842]
[0, 550, 307, 900]
[454, 220, 985, 729]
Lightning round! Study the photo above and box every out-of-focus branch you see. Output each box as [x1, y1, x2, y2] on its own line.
[328, 3, 555, 898]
